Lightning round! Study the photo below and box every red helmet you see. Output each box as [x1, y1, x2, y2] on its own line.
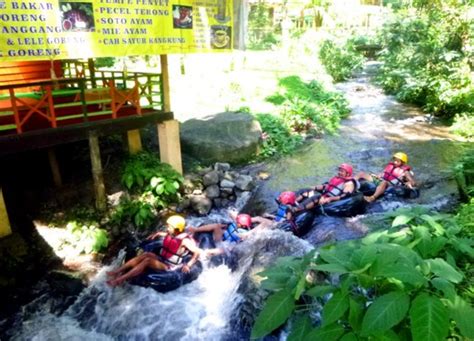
[338, 163, 353, 177]
[236, 214, 252, 228]
[278, 191, 296, 205]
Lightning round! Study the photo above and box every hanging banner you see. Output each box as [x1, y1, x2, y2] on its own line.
[0, 0, 233, 61]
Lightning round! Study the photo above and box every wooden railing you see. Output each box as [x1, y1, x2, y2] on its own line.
[0, 71, 164, 135]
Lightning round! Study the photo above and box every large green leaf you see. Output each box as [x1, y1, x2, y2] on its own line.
[251, 290, 295, 339]
[374, 262, 426, 287]
[447, 295, 474, 338]
[392, 214, 415, 227]
[410, 293, 449, 341]
[259, 266, 294, 290]
[450, 237, 474, 258]
[312, 263, 348, 273]
[340, 332, 358, 341]
[350, 244, 377, 271]
[287, 315, 312, 341]
[348, 297, 364, 332]
[361, 291, 410, 336]
[307, 322, 345, 340]
[426, 258, 463, 283]
[420, 214, 445, 235]
[430, 278, 456, 299]
[319, 246, 353, 267]
[322, 291, 349, 326]
[305, 285, 335, 298]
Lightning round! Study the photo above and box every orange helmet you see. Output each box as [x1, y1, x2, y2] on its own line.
[338, 163, 353, 177]
[278, 191, 296, 205]
[236, 214, 252, 228]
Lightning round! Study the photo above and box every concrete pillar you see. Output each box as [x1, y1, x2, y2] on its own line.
[127, 129, 142, 154]
[89, 131, 106, 211]
[0, 187, 12, 238]
[158, 120, 182, 174]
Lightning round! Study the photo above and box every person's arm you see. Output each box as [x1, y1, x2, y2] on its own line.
[187, 223, 225, 234]
[320, 182, 355, 204]
[180, 239, 202, 273]
[147, 231, 167, 240]
[251, 216, 273, 224]
[314, 184, 325, 192]
[404, 171, 416, 188]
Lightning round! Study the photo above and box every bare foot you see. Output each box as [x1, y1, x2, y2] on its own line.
[106, 278, 124, 287]
[106, 270, 120, 278]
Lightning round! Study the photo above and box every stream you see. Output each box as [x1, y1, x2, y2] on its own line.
[2, 62, 468, 340]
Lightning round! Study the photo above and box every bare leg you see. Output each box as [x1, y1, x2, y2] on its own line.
[365, 181, 389, 202]
[107, 252, 156, 278]
[107, 255, 168, 287]
[355, 172, 374, 182]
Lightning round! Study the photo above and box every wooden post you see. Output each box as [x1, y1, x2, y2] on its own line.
[88, 131, 106, 211]
[0, 187, 12, 238]
[127, 129, 142, 154]
[160, 55, 171, 112]
[158, 120, 183, 174]
[88, 58, 97, 88]
[47, 148, 62, 187]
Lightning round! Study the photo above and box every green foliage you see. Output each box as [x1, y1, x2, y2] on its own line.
[252, 207, 474, 339]
[453, 148, 474, 201]
[254, 113, 304, 158]
[254, 76, 350, 159]
[95, 57, 116, 68]
[247, 2, 279, 50]
[319, 39, 365, 82]
[121, 151, 183, 207]
[451, 113, 474, 139]
[65, 221, 109, 254]
[376, 5, 474, 122]
[108, 152, 183, 229]
[109, 197, 155, 229]
[267, 76, 350, 133]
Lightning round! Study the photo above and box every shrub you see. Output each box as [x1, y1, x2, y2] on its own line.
[121, 151, 183, 207]
[65, 221, 109, 254]
[254, 113, 304, 158]
[109, 197, 155, 229]
[251, 207, 474, 339]
[376, 6, 474, 121]
[319, 39, 365, 82]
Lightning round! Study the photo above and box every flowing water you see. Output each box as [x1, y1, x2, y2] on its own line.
[3, 62, 469, 340]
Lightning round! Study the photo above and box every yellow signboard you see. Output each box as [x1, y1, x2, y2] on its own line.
[0, 0, 233, 61]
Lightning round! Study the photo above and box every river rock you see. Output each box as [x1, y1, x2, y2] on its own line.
[190, 195, 212, 215]
[183, 174, 203, 194]
[235, 174, 254, 191]
[181, 112, 262, 164]
[220, 179, 235, 188]
[202, 170, 220, 186]
[214, 163, 231, 172]
[204, 185, 220, 198]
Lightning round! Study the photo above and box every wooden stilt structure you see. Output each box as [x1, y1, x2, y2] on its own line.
[89, 131, 106, 211]
[0, 187, 12, 237]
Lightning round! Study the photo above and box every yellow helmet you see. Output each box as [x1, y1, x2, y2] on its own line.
[166, 215, 186, 232]
[393, 152, 408, 163]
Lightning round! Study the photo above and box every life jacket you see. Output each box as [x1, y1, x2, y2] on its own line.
[223, 222, 249, 243]
[159, 233, 192, 266]
[322, 176, 356, 198]
[274, 203, 294, 222]
[382, 162, 411, 186]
